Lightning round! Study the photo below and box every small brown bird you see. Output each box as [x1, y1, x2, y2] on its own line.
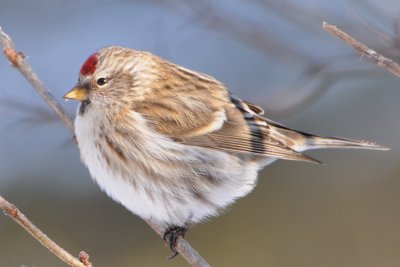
[64, 46, 387, 258]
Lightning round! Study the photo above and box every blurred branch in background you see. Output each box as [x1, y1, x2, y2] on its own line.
[154, 0, 400, 116]
[3, 1, 400, 124]
[0, 27, 210, 267]
[0, 99, 59, 129]
[0, 1, 399, 266]
[1, 3, 399, 266]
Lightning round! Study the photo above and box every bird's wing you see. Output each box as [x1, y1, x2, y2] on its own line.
[134, 61, 318, 163]
[183, 96, 319, 163]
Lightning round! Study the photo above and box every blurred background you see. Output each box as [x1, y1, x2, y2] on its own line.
[1, 0, 400, 266]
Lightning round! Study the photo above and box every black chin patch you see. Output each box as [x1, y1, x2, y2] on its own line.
[79, 100, 91, 116]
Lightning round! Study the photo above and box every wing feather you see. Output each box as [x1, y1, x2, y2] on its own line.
[135, 60, 318, 163]
[182, 105, 320, 163]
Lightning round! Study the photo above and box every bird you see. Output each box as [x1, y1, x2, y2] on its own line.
[64, 46, 387, 258]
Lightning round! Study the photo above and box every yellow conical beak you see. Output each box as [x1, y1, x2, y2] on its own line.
[63, 87, 89, 101]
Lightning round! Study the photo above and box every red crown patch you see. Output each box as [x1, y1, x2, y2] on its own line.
[80, 52, 99, 76]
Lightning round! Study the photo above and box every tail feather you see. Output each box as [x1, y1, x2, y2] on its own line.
[267, 121, 389, 152]
[305, 135, 389, 151]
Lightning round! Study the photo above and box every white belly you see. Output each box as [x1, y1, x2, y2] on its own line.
[74, 106, 262, 226]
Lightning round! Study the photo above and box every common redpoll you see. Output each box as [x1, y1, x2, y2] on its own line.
[64, 46, 387, 257]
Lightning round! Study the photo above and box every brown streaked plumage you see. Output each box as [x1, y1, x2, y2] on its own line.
[64, 46, 388, 258]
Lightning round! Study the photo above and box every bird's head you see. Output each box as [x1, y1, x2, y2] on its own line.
[64, 46, 157, 108]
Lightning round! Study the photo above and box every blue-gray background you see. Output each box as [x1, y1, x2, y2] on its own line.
[1, 0, 400, 266]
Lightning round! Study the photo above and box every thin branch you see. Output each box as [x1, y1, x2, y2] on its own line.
[147, 218, 210, 267]
[78, 251, 94, 267]
[0, 27, 210, 267]
[322, 21, 400, 78]
[156, 1, 398, 117]
[0, 29, 74, 131]
[0, 195, 89, 267]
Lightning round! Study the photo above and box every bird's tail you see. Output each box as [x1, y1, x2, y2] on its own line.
[266, 120, 389, 152]
[303, 135, 389, 151]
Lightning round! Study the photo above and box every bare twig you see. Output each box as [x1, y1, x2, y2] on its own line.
[0, 27, 210, 267]
[78, 251, 93, 267]
[156, 1, 398, 117]
[322, 21, 400, 78]
[0, 29, 74, 130]
[147, 218, 210, 267]
[0, 195, 88, 267]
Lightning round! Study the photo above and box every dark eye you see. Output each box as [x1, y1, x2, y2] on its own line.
[97, 78, 107, 86]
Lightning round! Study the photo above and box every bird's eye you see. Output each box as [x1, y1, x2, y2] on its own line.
[97, 78, 107, 86]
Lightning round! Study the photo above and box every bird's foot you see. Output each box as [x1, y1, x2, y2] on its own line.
[163, 225, 188, 259]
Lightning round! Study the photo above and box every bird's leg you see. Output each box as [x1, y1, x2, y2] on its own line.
[163, 224, 189, 259]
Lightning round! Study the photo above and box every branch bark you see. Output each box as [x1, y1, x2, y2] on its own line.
[0, 26, 210, 267]
[322, 21, 400, 78]
[0, 195, 89, 267]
